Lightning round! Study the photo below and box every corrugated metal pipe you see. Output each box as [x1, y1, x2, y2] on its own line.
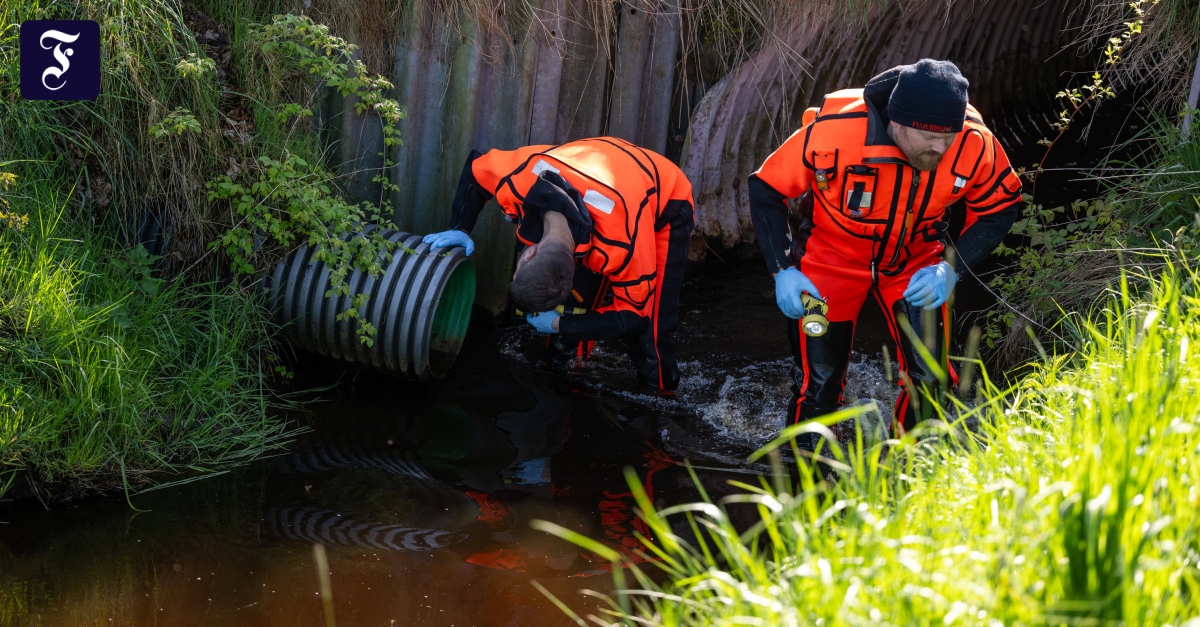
[265, 226, 476, 383]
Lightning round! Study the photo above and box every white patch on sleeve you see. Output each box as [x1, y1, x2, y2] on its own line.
[583, 189, 615, 215]
[531, 160, 560, 176]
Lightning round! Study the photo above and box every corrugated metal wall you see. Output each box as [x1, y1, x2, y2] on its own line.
[318, 0, 1092, 312]
[322, 0, 681, 313]
[680, 0, 1093, 248]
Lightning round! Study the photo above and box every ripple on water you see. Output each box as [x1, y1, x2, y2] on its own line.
[499, 327, 900, 448]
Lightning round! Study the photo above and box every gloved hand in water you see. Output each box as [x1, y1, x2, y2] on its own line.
[903, 261, 958, 309]
[526, 311, 560, 334]
[774, 267, 821, 319]
[422, 229, 475, 256]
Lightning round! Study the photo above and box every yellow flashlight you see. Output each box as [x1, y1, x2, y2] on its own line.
[799, 292, 829, 337]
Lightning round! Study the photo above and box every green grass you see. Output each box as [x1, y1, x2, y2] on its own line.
[544, 263, 1200, 625]
[0, 0, 409, 501]
[1, 0, 227, 262]
[0, 0, 337, 277]
[0, 0, 358, 501]
[1104, 114, 1200, 236]
[0, 176, 297, 499]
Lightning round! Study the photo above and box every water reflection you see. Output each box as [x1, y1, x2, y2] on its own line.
[268, 506, 462, 552]
[0, 334, 703, 626]
[0, 260, 902, 626]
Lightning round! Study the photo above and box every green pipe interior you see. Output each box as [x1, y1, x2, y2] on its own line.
[428, 261, 476, 375]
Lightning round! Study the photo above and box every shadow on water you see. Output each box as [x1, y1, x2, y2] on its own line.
[0, 258, 897, 627]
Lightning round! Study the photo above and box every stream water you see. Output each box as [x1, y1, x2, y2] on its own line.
[0, 257, 933, 627]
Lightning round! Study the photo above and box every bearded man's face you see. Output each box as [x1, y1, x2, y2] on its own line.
[890, 123, 957, 171]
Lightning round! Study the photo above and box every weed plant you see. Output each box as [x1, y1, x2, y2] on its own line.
[0, 0, 226, 259]
[1079, 0, 1200, 112]
[986, 113, 1200, 366]
[970, 0, 1200, 368]
[541, 263, 1200, 625]
[0, 0, 314, 500]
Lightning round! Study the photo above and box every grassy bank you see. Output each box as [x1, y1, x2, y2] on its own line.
[0, 0, 411, 500]
[0, 174, 297, 499]
[0, 0, 307, 500]
[546, 261, 1200, 624]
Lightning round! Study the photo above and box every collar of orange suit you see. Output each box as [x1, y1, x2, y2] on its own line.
[515, 170, 594, 249]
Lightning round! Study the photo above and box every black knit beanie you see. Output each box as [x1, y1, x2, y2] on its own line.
[888, 59, 969, 133]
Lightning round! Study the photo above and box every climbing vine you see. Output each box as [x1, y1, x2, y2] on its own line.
[249, 14, 404, 155]
[1031, 0, 1157, 187]
[206, 14, 410, 347]
[981, 1, 1159, 358]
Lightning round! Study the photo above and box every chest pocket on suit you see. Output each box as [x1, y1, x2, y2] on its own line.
[842, 166, 878, 219]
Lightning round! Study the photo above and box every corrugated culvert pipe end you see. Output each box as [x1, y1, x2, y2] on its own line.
[265, 227, 476, 384]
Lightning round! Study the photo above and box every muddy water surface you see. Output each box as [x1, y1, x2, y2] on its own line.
[0, 258, 899, 627]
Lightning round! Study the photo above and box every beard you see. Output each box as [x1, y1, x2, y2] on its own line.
[890, 125, 950, 172]
[908, 151, 943, 171]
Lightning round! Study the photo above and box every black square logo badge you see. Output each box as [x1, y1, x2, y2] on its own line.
[20, 20, 101, 101]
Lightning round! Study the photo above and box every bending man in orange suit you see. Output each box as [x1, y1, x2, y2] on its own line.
[749, 59, 1023, 441]
[423, 137, 696, 392]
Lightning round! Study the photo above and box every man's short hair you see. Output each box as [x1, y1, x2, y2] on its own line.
[509, 241, 575, 313]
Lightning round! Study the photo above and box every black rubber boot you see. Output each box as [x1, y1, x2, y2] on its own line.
[890, 299, 951, 432]
[785, 319, 855, 449]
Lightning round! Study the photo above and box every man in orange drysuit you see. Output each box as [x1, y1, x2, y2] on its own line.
[422, 137, 696, 392]
[748, 59, 1023, 440]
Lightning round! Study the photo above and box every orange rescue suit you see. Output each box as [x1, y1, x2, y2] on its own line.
[748, 76, 1022, 432]
[446, 137, 695, 391]
[753, 88, 1022, 279]
[466, 138, 692, 319]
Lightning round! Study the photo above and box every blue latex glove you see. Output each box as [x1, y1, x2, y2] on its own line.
[525, 311, 560, 334]
[422, 229, 475, 256]
[903, 261, 958, 310]
[774, 267, 821, 319]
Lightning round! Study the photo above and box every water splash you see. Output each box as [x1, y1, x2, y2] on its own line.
[499, 327, 900, 447]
